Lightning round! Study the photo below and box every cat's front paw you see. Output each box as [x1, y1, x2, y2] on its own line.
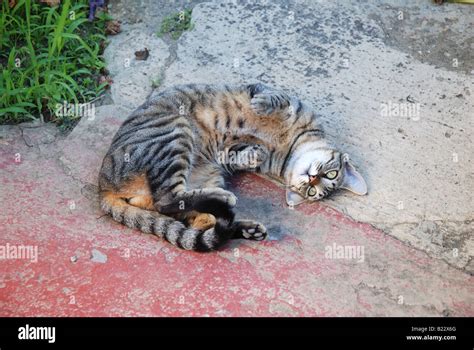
[233, 220, 267, 241]
[233, 144, 268, 170]
[250, 93, 276, 115]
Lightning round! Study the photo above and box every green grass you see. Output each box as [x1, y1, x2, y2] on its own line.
[0, 0, 110, 126]
[151, 77, 162, 89]
[157, 9, 193, 40]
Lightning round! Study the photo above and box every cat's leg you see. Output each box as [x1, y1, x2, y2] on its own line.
[168, 163, 229, 231]
[230, 220, 267, 241]
[156, 185, 237, 215]
[247, 83, 294, 115]
[184, 215, 267, 241]
[143, 118, 236, 216]
[173, 155, 267, 240]
[155, 159, 237, 215]
[247, 83, 313, 127]
[169, 161, 228, 227]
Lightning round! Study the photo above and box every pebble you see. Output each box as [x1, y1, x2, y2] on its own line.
[90, 249, 108, 264]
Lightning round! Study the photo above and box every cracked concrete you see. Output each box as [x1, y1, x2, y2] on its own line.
[0, 0, 473, 316]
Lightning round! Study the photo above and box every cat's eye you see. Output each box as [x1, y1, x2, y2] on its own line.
[308, 187, 317, 196]
[325, 170, 338, 180]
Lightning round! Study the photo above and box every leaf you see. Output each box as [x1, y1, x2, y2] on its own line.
[50, 0, 71, 54]
[105, 20, 121, 35]
[0, 106, 29, 114]
[134, 48, 149, 61]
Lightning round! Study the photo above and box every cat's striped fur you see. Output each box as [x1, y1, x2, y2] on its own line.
[99, 83, 367, 251]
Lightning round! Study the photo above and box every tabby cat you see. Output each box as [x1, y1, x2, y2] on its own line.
[99, 83, 367, 251]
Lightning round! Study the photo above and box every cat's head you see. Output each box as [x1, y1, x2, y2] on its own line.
[285, 146, 367, 206]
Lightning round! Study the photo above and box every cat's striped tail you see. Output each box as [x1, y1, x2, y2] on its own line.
[100, 193, 235, 252]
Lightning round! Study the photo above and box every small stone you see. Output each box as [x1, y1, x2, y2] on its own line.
[90, 249, 108, 263]
[70, 255, 78, 263]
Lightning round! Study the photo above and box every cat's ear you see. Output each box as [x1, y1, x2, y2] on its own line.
[286, 189, 306, 206]
[340, 154, 368, 195]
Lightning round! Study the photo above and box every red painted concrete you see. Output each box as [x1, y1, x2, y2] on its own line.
[0, 121, 472, 316]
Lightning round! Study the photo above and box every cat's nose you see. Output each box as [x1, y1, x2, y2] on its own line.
[309, 175, 320, 186]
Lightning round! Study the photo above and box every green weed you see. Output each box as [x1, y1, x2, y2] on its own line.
[157, 9, 193, 40]
[0, 0, 109, 126]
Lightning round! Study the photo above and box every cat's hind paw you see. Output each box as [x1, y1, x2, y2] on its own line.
[232, 220, 267, 241]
